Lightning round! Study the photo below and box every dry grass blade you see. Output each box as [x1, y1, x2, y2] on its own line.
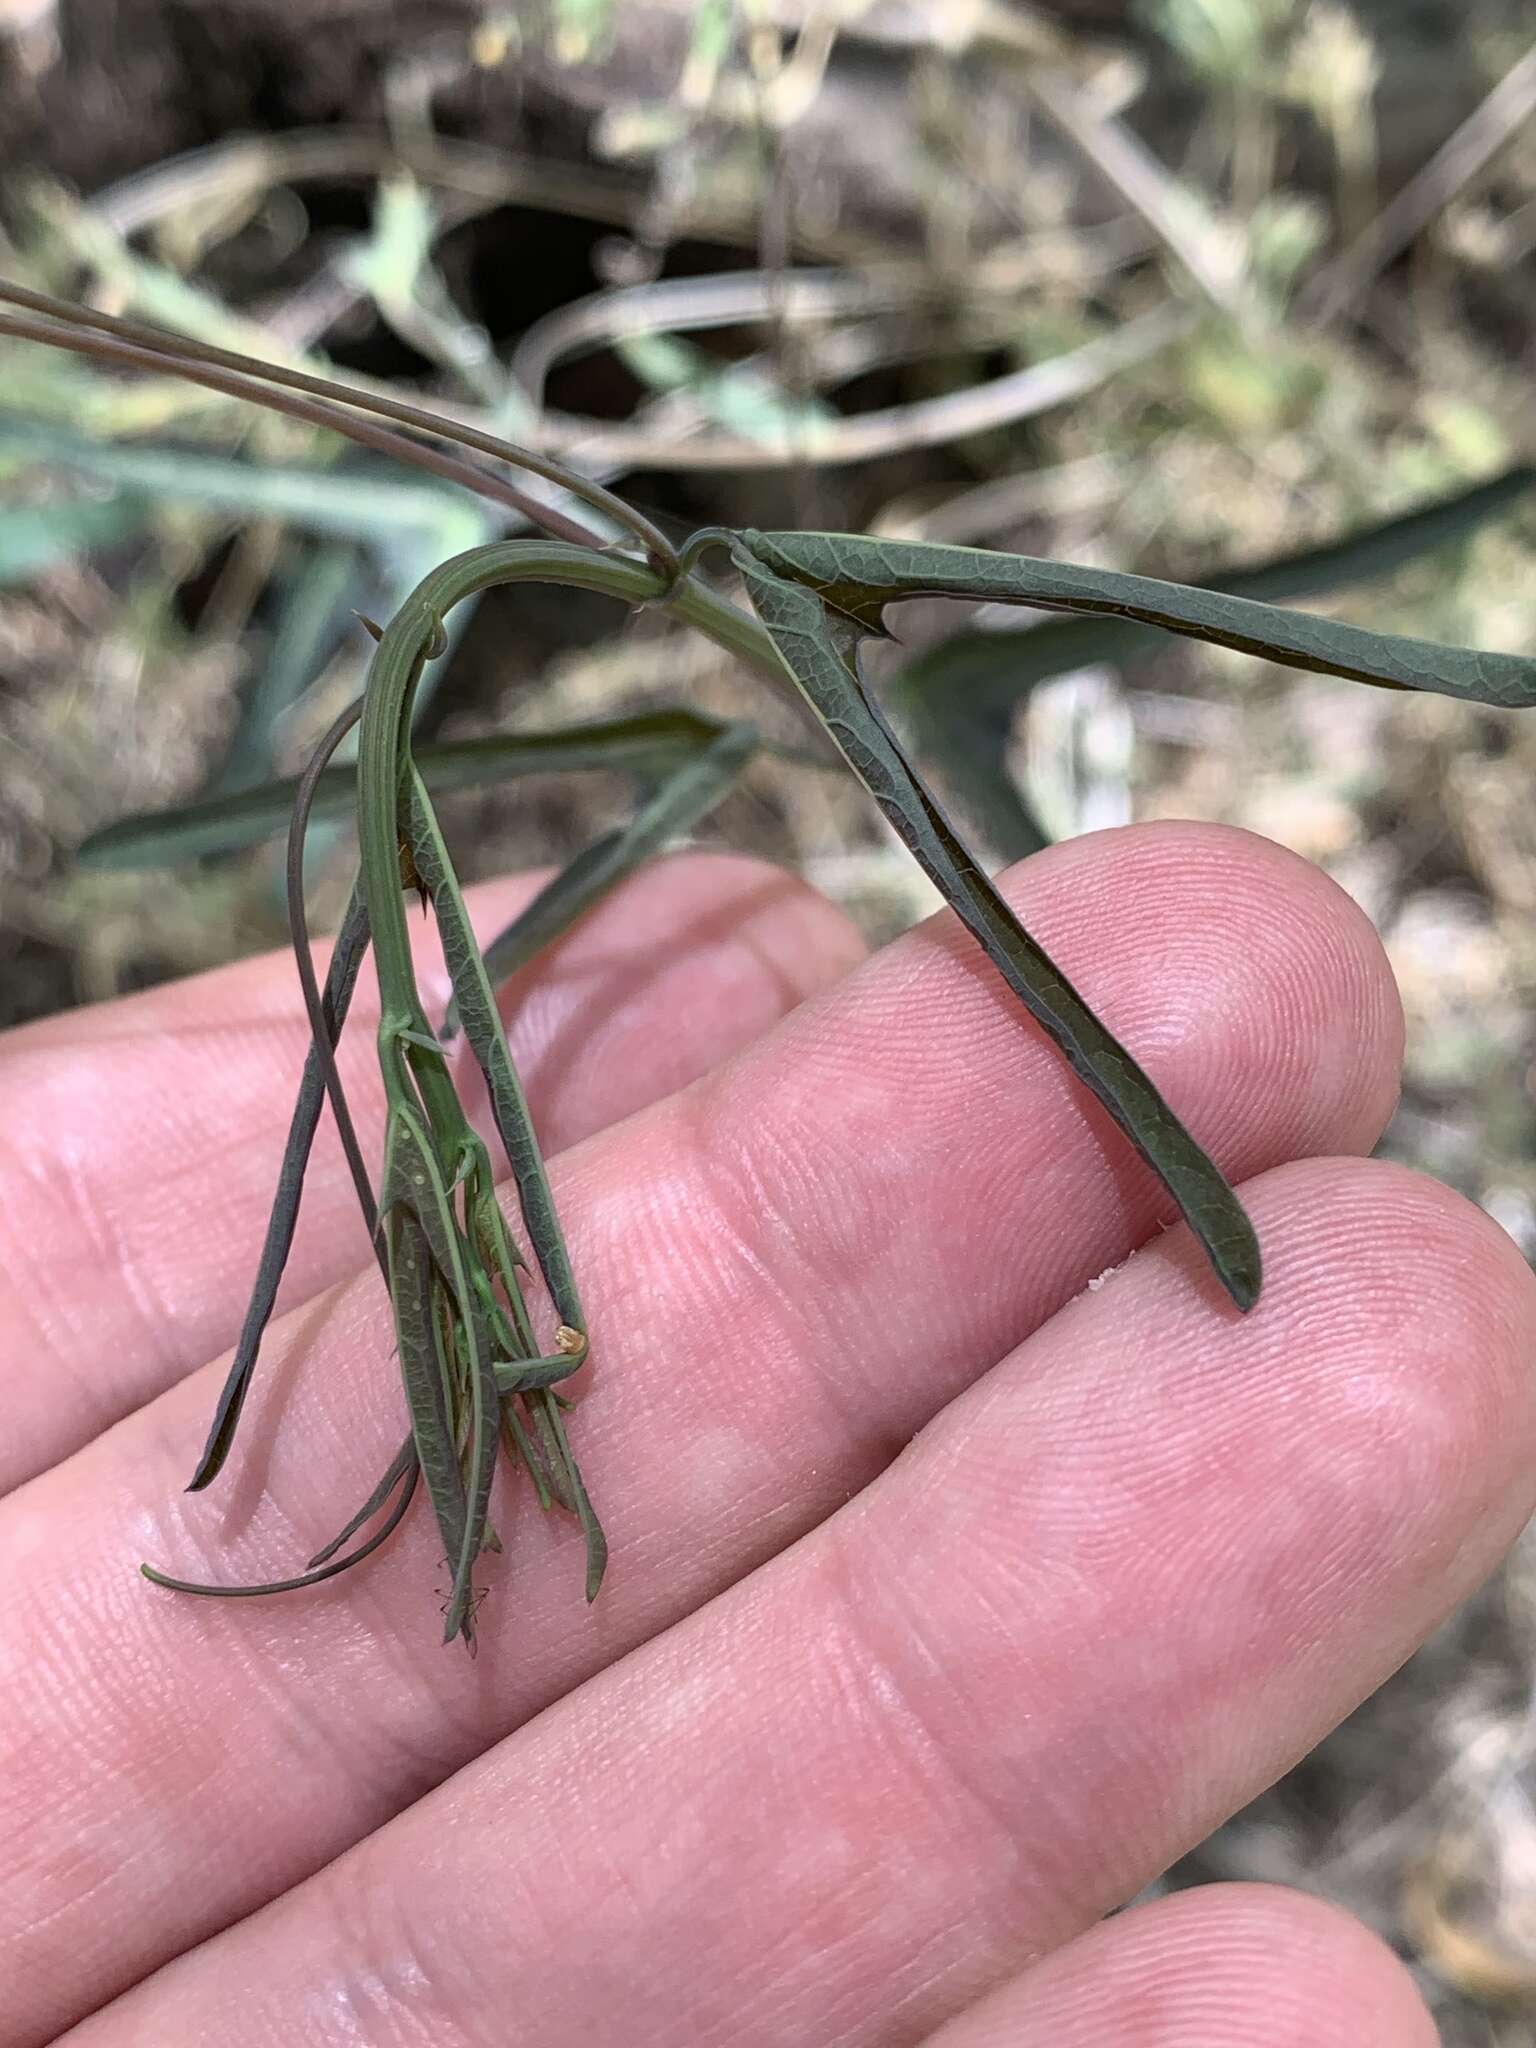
[1303, 40, 1536, 326]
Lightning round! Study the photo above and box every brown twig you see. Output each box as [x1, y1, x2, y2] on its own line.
[1302, 41, 1536, 328]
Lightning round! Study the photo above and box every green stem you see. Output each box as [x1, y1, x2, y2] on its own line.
[354, 536, 804, 1072]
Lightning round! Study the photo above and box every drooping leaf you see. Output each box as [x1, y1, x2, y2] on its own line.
[141, 1450, 419, 1599]
[186, 885, 372, 1492]
[730, 535, 1263, 1310]
[305, 1435, 419, 1570]
[405, 770, 588, 1350]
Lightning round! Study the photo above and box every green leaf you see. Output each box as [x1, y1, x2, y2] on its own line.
[385, 1203, 470, 1613]
[305, 1436, 418, 1569]
[743, 524, 1536, 705]
[893, 464, 1536, 861]
[466, 717, 761, 1005]
[186, 886, 373, 1492]
[894, 463, 1536, 727]
[380, 1102, 497, 1646]
[76, 710, 740, 868]
[141, 1446, 419, 1600]
[405, 772, 588, 1350]
[730, 534, 1263, 1310]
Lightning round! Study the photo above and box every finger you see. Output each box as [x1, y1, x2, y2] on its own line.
[55, 1161, 1536, 2048]
[1, 823, 1402, 2043]
[916, 1885, 1438, 2048]
[0, 850, 864, 1490]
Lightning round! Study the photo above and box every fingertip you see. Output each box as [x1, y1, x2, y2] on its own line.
[1277, 1158, 1536, 1522]
[921, 1882, 1438, 2048]
[995, 820, 1405, 1168]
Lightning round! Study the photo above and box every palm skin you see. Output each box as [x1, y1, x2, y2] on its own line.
[1, 823, 1526, 2048]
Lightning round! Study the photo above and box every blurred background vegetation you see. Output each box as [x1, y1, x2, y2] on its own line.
[3, 1, 1536, 2035]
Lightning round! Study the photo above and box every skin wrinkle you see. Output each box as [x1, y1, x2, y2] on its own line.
[684, 1082, 888, 1453]
[0, 1134, 89, 1375]
[54, 1343, 1523, 2031]
[57, 1129, 180, 1366]
[918, 1885, 1440, 2048]
[843, 1493, 1142, 1949]
[301, 1839, 452, 2048]
[823, 1513, 1030, 1916]
[11, 1121, 165, 1370]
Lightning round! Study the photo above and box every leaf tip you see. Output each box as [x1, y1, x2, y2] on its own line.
[1219, 1233, 1263, 1313]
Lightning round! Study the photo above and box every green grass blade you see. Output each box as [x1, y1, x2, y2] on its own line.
[462, 718, 761, 1012]
[213, 540, 366, 795]
[186, 884, 372, 1491]
[0, 410, 487, 550]
[731, 537, 1262, 1311]
[0, 491, 144, 583]
[77, 711, 743, 868]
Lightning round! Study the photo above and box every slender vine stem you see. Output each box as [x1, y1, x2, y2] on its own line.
[0, 279, 675, 569]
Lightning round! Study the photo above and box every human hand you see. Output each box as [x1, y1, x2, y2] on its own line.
[2, 824, 1530, 2047]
